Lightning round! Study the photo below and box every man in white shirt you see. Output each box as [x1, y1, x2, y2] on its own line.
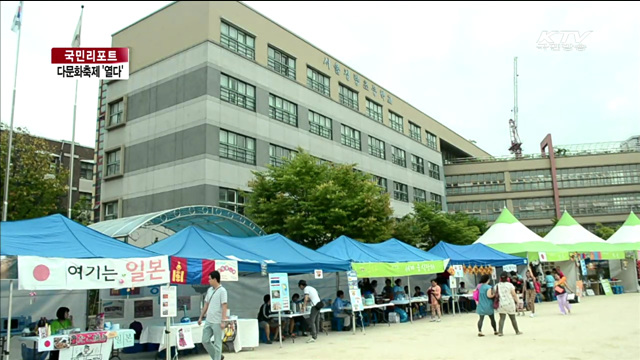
[198, 271, 228, 360]
[298, 280, 324, 343]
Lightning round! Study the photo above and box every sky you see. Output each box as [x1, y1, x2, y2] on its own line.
[1, 1, 638, 156]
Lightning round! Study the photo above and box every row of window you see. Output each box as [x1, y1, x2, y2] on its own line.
[446, 172, 506, 195]
[219, 20, 440, 151]
[448, 192, 640, 222]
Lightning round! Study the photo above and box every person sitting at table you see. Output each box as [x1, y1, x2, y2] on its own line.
[412, 286, 426, 317]
[393, 279, 406, 300]
[457, 282, 473, 312]
[331, 291, 352, 331]
[382, 279, 394, 300]
[370, 280, 379, 297]
[288, 293, 308, 337]
[49, 307, 73, 360]
[257, 294, 279, 344]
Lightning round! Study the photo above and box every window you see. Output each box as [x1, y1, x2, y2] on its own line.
[513, 197, 556, 219]
[307, 67, 330, 96]
[409, 122, 421, 142]
[308, 111, 332, 139]
[368, 136, 385, 159]
[108, 100, 124, 127]
[428, 162, 440, 180]
[105, 149, 121, 177]
[446, 172, 506, 195]
[269, 94, 297, 127]
[393, 182, 409, 202]
[219, 129, 256, 165]
[341, 125, 361, 150]
[430, 193, 442, 209]
[391, 146, 406, 167]
[269, 144, 296, 167]
[80, 162, 93, 180]
[220, 22, 255, 60]
[220, 74, 256, 111]
[448, 200, 505, 222]
[339, 84, 359, 110]
[219, 188, 247, 215]
[414, 188, 427, 203]
[389, 111, 403, 133]
[426, 131, 438, 150]
[104, 201, 118, 221]
[372, 175, 388, 193]
[267, 46, 296, 80]
[366, 99, 383, 123]
[411, 154, 424, 174]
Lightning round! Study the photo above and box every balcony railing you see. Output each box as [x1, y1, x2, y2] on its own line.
[307, 77, 330, 96]
[221, 34, 255, 60]
[220, 144, 256, 165]
[367, 108, 383, 123]
[269, 107, 297, 127]
[341, 135, 361, 150]
[268, 58, 296, 80]
[310, 123, 332, 139]
[221, 87, 256, 111]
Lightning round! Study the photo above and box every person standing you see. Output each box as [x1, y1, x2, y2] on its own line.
[298, 280, 324, 343]
[427, 279, 442, 322]
[476, 275, 497, 337]
[492, 271, 523, 336]
[524, 269, 537, 318]
[198, 271, 228, 360]
[554, 273, 573, 315]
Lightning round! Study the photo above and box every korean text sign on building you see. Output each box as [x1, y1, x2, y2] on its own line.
[51, 47, 129, 80]
[18, 256, 170, 290]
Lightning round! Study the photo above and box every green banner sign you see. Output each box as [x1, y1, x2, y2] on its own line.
[352, 261, 445, 278]
[526, 251, 569, 262]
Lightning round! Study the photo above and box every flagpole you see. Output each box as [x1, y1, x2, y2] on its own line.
[2, 1, 24, 223]
[67, 5, 83, 219]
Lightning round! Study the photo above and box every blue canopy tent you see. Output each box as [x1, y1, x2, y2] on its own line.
[1, 214, 159, 258]
[318, 236, 449, 322]
[317, 236, 448, 276]
[427, 242, 528, 267]
[1, 214, 162, 356]
[145, 226, 351, 275]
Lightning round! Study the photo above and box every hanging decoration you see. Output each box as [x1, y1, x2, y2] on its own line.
[30, 291, 37, 305]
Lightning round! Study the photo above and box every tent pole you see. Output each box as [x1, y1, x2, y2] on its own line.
[3, 280, 14, 360]
[408, 277, 413, 323]
[165, 283, 171, 360]
[278, 311, 282, 348]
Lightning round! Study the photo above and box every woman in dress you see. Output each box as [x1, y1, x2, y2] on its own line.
[476, 275, 497, 337]
[491, 271, 523, 336]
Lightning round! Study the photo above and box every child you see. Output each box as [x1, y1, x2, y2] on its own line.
[516, 293, 525, 316]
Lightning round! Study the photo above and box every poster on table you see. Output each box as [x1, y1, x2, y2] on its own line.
[113, 330, 135, 349]
[161, 285, 177, 317]
[17, 255, 170, 290]
[346, 270, 364, 310]
[600, 279, 613, 296]
[449, 277, 457, 289]
[268, 273, 290, 312]
[176, 326, 195, 350]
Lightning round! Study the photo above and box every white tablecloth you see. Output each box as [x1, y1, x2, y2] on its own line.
[140, 319, 258, 353]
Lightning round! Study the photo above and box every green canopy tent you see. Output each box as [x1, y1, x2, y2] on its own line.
[474, 208, 569, 262]
[544, 211, 625, 260]
[607, 211, 640, 252]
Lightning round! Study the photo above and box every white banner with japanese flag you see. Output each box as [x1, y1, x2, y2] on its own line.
[18, 256, 170, 290]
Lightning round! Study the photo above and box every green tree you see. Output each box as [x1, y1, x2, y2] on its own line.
[593, 223, 618, 240]
[71, 196, 92, 225]
[0, 124, 69, 220]
[245, 149, 394, 249]
[393, 202, 488, 250]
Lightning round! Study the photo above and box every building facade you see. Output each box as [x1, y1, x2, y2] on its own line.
[96, 1, 488, 222]
[444, 135, 640, 234]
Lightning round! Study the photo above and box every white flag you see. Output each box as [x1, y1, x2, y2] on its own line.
[71, 6, 83, 47]
[11, 1, 23, 33]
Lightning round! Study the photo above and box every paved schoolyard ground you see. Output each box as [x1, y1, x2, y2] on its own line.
[121, 293, 640, 360]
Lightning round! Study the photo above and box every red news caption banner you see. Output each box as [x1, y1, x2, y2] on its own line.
[18, 255, 169, 290]
[51, 47, 129, 80]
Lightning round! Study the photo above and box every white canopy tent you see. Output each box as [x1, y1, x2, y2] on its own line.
[607, 212, 640, 292]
